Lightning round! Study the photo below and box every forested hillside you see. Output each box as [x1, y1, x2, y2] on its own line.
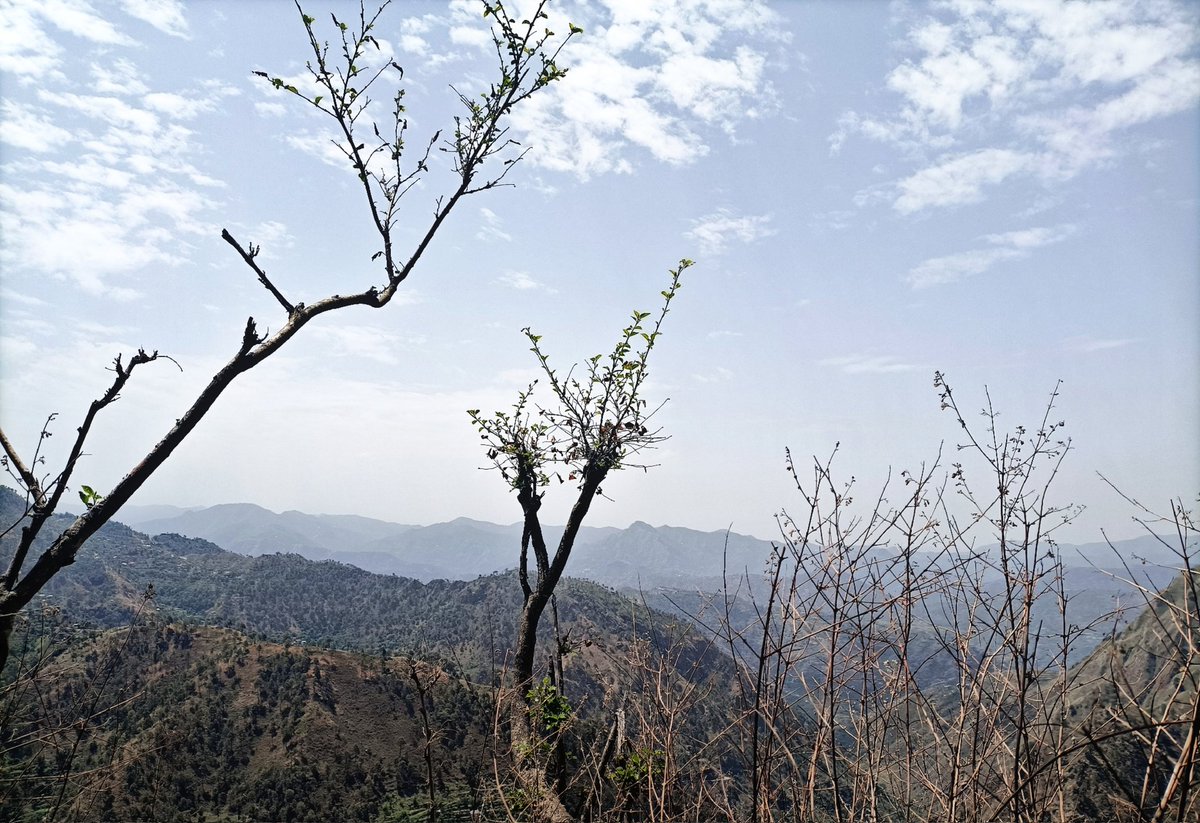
[3, 484, 1199, 821]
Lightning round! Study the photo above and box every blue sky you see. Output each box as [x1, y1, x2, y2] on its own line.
[1, 0, 1196, 542]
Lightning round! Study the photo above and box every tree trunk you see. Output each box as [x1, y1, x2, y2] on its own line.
[507, 469, 605, 821]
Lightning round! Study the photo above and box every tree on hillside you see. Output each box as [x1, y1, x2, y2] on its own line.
[468, 259, 689, 815]
[0, 0, 578, 671]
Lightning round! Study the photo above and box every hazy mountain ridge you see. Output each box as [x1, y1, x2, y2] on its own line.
[0, 489, 730, 688]
[126, 501, 778, 588]
[119, 498, 1193, 640]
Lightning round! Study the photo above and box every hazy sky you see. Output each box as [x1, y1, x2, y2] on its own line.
[1, 0, 1197, 542]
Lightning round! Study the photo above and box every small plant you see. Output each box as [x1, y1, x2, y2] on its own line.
[527, 677, 572, 741]
[77, 485, 103, 510]
[609, 746, 665, 791]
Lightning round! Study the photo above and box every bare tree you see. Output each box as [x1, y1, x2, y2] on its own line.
[0, 0, 578, 672]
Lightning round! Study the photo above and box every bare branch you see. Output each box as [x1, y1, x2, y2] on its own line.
[221, 229, 296, 314]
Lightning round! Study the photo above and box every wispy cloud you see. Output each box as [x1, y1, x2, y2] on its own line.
[0, 100, 71, 151]
[0, 26, 234, 299]
[119, 0, 190, 39]
[310, 324, 425, 365]
[906, 224, 1074, 289]
[692, 366, 734, 383]
[1064, 336, 1138, 353]
[686, 208, 774, 255]
[0, 288, 47, 307]
[242, 220, 294, 261]
[835, 0, 1200, 214]
[893, 149, 1033, 214]
[477, 207, 512, 243]
[495, 270, 555, 293]
[497, 0, 784, 179]
[819, 354, 922, 375]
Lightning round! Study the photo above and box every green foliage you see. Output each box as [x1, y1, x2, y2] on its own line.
[77, 484, 103, 509]
[609, 746, 665, 791]
[468, 259, 690, 496]
[527, 676, 572, 737]
[248, 0, 576, 276]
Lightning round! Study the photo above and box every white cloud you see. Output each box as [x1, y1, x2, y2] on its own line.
[0, 28, 229, 300]
[1021, 57, 1200, 177]
[657, 45, 768, 126]
[143, 91, 217, 120]
[502, 0, 784, 179]
[1064, 336, 1138, 353]
[477, 207, 512, 243]
[399, 33, 428, 56]
[886, 26, 1026, 130]
[90, 57, 149, 95]
[247, 221, 294, 260]
[893, 148, 1033, 214]
[0, 288, 47, 307]
[906, 223, 1074, 288]
[836, 0, 1200, 214]
[0, 100, 72, 151]
[686, 208, 774, 255]
[255, 101, 287, 118]
[495, 270, 554, 292]
[285, 132, 353, 170]
[819, 354, 922, 375]
[119, 0, 189, 38]
[38, 90, 160, 132]
[310, 325, 425, 366]
[692, 366, 734, 383]
[0, 1, 65, 82]
[983, 224, 1075, 249]
[905, 246, 1022, 290]
[35, 0, 134, 46]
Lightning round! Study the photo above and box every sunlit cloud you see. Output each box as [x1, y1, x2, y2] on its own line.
[477, 207, 512, 243]
[0, 100, 72, 151]
[119, 0, 189, 39]
[494, 270, 555, 293]
[818, 354, 922, 375]
[686, 208, 774, 255]
[893, 149, 1033, 214]
[834, 0, 1200, 215]
[310, 324, 426, 366]
[0, 19, 234, 300]
[692, 366, 734, 383]
[501, 0, 784, 179]
[906, 224, 1074, 289]
[1064, 336, 1138, 353]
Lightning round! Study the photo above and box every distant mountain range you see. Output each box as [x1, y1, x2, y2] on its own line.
[118, 502, 778, 588]
[118, 500, 1190, 593]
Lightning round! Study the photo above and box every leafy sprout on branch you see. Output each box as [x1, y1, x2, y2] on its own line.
[469, 259, 689, 502]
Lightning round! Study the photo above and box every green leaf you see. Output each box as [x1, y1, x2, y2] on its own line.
[78, 484, 104, 510]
